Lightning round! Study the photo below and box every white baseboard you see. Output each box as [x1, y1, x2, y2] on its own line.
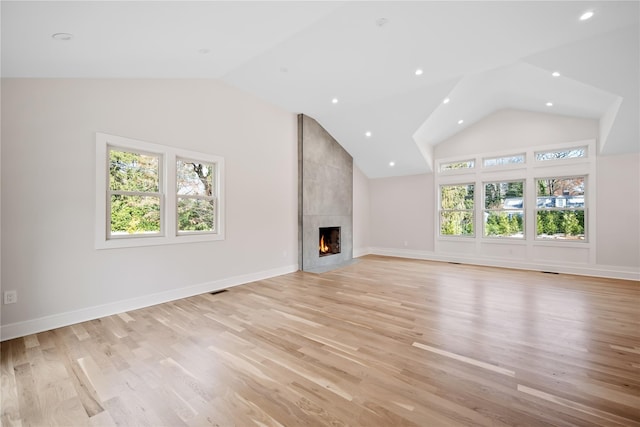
[353, 247, 372, 258]
[0, 264, 299, 342]
[368, 247, 640, 281]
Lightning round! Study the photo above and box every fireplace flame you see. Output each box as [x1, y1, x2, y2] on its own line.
[319, 235, 329, 254]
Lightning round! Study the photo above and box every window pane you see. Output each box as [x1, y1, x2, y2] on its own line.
[536, 210, 585, 240]
[484, 181, 523, 209]
[484, 211, 524, 238]
[535, 147, 586, 161]
[109, 149, 159, 192]
[536, 177, 584, 208]
[110, 195, 160, 235]
[440, 160, 475, 171]
[483, 154, 525, 167]
[178, 198, 215, 232]
[177, 160, 214, 197]
[440, 211, 474, 236]
[441, 184, 474, 210]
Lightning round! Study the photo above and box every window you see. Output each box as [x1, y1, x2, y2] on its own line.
[440, 159, 475, 172]
[435, 140, 594, 247]
[535, 176, 585, 240]
[440, 184, 475, 236]
[535, 146, 586, 161]
[483, 154, 525, 168]
[483, 181, 524, 238]
[176, 159, 216, 233]
[96, 133, 224, 248]
[109, 147, 163, 236]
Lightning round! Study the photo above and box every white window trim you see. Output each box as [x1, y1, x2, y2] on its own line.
[434, 140, 596, 262]
[95, 133, 225, 249]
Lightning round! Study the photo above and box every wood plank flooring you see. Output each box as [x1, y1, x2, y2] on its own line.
[2, 255, 639, 426]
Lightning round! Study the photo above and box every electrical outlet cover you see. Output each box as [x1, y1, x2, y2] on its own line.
[4, 291, 17, 304]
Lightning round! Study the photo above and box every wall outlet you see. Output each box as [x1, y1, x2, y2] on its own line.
[4, 290, 17, 305]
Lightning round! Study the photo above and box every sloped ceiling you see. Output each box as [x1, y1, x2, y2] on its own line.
[2, 1, 638, 178]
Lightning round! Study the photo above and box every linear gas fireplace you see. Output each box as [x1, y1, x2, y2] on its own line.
[319, 227, 341, 257]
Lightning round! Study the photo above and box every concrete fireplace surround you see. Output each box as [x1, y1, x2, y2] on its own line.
[298, 114, 354, 272]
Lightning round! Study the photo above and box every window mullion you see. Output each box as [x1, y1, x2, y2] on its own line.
[165, 152, 176, 238]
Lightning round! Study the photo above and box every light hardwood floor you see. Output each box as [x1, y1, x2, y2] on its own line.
[2, 255, 639, 426]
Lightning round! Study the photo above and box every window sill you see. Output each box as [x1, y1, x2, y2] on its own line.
[95, 232, 225, 249]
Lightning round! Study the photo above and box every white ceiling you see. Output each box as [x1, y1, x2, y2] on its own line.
[2, 1, 638, 178]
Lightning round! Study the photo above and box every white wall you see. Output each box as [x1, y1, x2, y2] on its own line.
[369, 173, 434, 252]
[352, 164, 371, 256]
[368, 109, 640, 279]
[435, 109, 600, 158]
[596, 152, 640, 267]
[1, 79, 299, 339]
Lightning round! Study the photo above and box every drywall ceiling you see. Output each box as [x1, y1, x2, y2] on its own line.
[2, 1, 638, 178]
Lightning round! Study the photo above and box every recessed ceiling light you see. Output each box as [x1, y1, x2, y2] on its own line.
[365, 131, 372, 138]
[579, 10, 594, 21]
[457, 119, 464, 125]
[389, 161, 395, 167]
[415, 69, 423, 76]
[332, 98, 339, 104]
[552, 71, 561, 77]
[52, 32, 73, 41]
[546, 102, 554, 107]
[443, 98, 450, 104]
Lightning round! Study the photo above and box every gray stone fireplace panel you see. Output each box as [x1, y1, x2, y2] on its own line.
[298, 114, 353, 271]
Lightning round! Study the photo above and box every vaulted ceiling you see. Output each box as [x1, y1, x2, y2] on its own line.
[2, 1, 638, 178]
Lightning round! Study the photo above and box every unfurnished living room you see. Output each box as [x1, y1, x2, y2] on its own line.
[1, 1, 639, 426]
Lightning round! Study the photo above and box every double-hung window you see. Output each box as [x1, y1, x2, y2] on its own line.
[176, 159, 216, 233]
[108, 147, 163, 236]
[439, 183, 475, 236]
[483, 181, 524, 238]
[96, 133, 224, 248]
[535, 176, 585, 240]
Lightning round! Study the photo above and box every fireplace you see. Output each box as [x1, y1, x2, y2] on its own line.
[299, 114, 353, 271]
[319, 227, 341, 257]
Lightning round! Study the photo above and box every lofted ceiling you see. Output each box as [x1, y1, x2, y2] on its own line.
[2, 1, 638, 178]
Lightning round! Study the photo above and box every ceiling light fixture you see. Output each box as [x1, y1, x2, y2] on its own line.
[552, 71, 561, 77]
[365, 131, 372, 137]
[52, 32, 73, 41]
[546, 102, 554, 107]
[332, 98, 339, 104]
[389, 161, 395, 167]
[443, 98, 450, 104]
[579, 10, 594, 21]
[415, 69, 423, 76]
[458, 119, 464, 125]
